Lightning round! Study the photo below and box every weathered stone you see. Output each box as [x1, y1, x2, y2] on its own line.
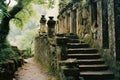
[56, 37, 68, 45]
[47, 16, 56, 37]
[40, 15, 47, 33]
[114, 0, 120, 61]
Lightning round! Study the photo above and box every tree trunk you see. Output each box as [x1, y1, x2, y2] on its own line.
[0, 17, 10, 43]
[0, 0, 23, 43]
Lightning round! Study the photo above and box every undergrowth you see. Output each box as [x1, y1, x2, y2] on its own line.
[98, 49, 120, 79]
[0, 40, 19, 63]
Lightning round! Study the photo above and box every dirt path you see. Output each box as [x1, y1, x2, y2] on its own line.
[14, 58, 55, 80]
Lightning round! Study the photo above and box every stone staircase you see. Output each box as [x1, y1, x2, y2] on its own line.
[57, 34, 114, 80]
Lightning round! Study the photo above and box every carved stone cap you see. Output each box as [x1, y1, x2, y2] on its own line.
[49, 16, 54, 19]
[40, 15, 46, 23]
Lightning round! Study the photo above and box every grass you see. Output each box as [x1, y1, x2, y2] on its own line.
[98, 49, 120, 79]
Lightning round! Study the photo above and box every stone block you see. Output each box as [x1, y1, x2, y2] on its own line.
[56, 37, 68, 45]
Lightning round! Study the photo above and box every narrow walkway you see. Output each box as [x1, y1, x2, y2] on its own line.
[14, 58, 54, 80]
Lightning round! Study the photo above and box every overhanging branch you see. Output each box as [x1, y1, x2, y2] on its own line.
[13, 17, 22, 22]
[7, 0, 11, 6]
[8, 0, 23, 19]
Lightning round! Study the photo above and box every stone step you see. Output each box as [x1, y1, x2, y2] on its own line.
[61, 66, 80, 76]
[67, 43, 89, 48]
[79, 64, 108, 71]
[67, 54, 101, 59]
[66, 33, 79, 39]
[80, 71, 114, 80]
[68, 39, 80, 43]
[67, 48, 98, 54]
[77, 59, 105, 65]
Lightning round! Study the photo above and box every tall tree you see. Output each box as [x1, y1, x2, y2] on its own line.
[0, 0, 54, 43]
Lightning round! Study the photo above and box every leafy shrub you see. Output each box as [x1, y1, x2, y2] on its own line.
[0, 41, 19, 62]
[22, 48, 32, 58]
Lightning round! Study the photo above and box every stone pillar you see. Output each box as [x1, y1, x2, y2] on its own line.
[106, 0, 116, 61]
[71, 9, 77, 33]
[40, 15, 47, 33]
[66, 13, 70, 33]
[55, 20, 59, 34]
[97, 1, 102, 48]
[57, 18, 60, 34]
[76, 8, 79, 34]
[47, 16, 56, 37]
[63, 16, 66, 33]
[67, 9, 71, 33]
[61, 17, 64, 33]
[70, 9, 72, 33]
[59, 19, 62, 34]
[64, 13, 68, 33]
[64, 12, 70, 34]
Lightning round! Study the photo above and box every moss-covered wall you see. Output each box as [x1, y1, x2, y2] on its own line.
[34, 35, 57, 75]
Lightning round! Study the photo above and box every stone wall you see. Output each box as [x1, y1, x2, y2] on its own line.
[95, 0, 116, 61]
[57, 0, 120, 61]
[34, 35, 57, 74]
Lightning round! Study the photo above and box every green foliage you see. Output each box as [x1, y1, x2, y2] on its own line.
[31, 0, 55, 8]
[0, 0, 55, 28]
[0, 0, 7, 11]
[11, 5, 36, 29]
[22, 48, 32, 58]
[98, 49, 120, 79]
[0, 41, 19, 62]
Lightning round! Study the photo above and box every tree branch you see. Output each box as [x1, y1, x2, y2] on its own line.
[13, 17, 23, 26]
[7, 0, 11, 6]
[9, 0, 23, 19]
[13, 17, 22, 22]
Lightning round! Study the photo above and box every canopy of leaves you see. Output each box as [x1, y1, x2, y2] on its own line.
[0, 0, 55, 28]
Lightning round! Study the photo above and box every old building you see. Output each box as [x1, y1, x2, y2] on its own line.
[57, 0, 120, 61]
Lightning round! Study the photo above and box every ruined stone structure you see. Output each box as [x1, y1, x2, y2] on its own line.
[57, 0, 120, 61]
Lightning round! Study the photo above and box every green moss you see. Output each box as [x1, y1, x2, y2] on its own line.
[98, 49, 120, 79]
[0, 41, 19, 62]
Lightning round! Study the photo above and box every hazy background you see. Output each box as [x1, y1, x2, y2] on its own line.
[8, 0, 59, 50]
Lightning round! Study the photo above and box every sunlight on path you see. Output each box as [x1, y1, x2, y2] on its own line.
[14, 58, 53, 80]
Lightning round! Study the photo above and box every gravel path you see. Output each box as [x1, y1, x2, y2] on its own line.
[14, 58, 55, 80]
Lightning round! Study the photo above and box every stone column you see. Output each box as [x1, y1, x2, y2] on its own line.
[64, 12, 68, 33]
[97, 1, 102, 48]
[70, 9, 72, 33]
[67, 9, 71, 33]
[59, 19, 62, 34]
[108, 0, 115, 60]
[76, 8, 79, 34]
[66, 12, 70, 33]
[62, 17, 64, 33]
[71, 8, 77, 33]
[55, 20, 59, 34]
[63, 16, 66, 33]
